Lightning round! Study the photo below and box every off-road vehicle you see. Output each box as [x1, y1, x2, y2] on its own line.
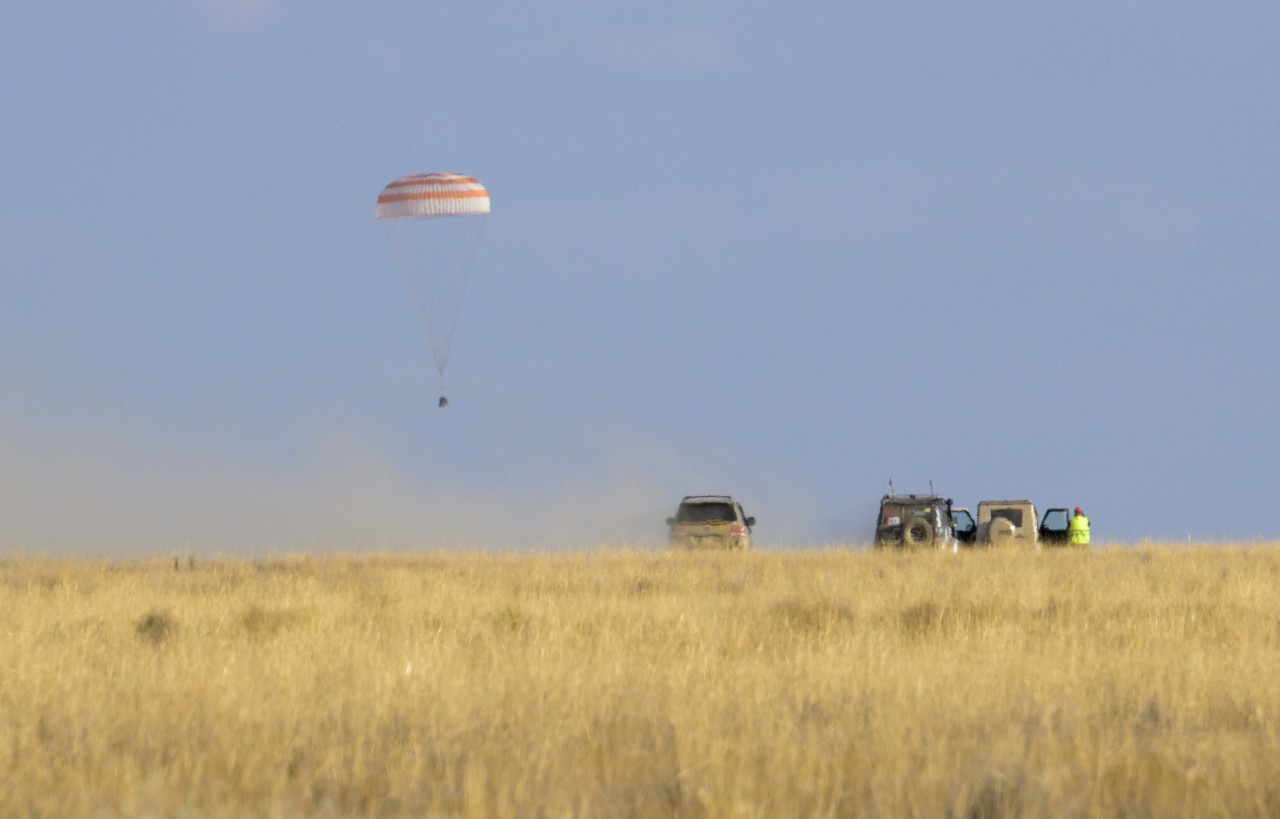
[974, 500, 1076, 547]
[666, 496, 755, 550]
[874, 494, 960, 550]
[976, 499, 1039, 546]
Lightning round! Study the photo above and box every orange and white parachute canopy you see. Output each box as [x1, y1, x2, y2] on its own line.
[375, 173, 490, 220]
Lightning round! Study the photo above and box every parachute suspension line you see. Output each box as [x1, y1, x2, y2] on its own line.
[384, 222, 453, 377]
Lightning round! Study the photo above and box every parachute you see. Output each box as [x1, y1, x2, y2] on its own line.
[376, 173, 490, 406]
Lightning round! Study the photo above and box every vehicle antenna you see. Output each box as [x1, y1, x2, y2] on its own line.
[929, 480, 935, 495]
[888, 478, 894, 496]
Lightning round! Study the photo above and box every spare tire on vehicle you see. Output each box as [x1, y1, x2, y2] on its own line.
[988, 517, 1016, 542]
[903, 517, 935, 547]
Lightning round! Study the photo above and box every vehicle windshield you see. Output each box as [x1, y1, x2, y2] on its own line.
[676, 502, 737, 524]
[881, 503, 939, 525]
[953, 510, 975, 530]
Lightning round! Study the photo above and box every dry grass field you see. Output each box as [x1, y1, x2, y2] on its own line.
[3, 544, 1279, 817]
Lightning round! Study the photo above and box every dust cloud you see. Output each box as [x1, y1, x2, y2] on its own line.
[0, 404, 735, 557]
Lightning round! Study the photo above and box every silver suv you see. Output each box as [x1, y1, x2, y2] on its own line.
[666, 496, 755, 550]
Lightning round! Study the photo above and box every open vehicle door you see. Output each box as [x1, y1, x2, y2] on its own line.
[1039, 507, 1071, 546]
[953, 508, 977, 544]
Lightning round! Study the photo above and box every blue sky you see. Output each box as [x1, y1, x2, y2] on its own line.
[2, 2, 1278, 553]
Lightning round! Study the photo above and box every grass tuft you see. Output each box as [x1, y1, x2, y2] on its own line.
[135, 610, 175, 645]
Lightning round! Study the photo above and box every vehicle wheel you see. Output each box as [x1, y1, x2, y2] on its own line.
[903, 517, 934, 547]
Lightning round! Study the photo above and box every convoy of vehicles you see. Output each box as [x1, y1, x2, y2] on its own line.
[662, 490, 1083, 550]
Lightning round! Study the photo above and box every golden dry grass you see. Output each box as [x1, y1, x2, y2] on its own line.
[3, 545, 1280, 817]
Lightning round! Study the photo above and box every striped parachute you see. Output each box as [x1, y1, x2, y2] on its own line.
[376, 173, 490, 405]
[376, 173, 491, 220]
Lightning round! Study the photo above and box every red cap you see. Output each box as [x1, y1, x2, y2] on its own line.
[1074, 507, 1083, 515]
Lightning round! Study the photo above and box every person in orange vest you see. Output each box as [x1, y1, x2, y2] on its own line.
[1069, 507, 1091, 546]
